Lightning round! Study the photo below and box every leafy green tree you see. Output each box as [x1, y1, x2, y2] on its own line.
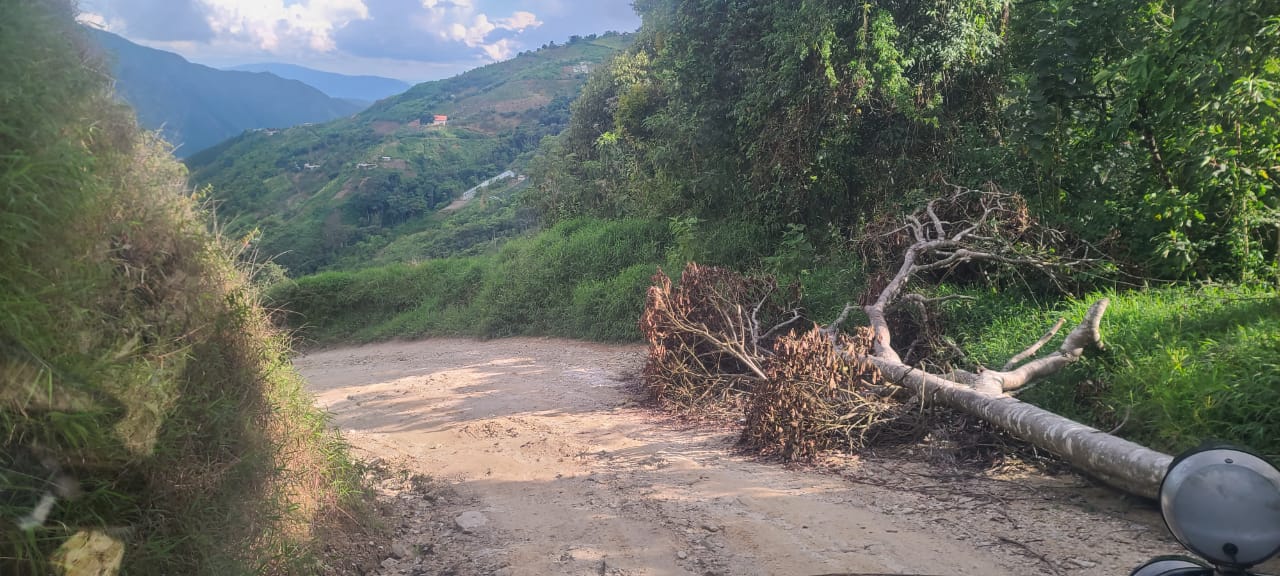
[536, 0, 1011, 239]
[1015, 0, 1280, 280]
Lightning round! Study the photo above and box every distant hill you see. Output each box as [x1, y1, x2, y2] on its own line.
[229, 62, 411, 104]
[186, 34, 632, 275]
[87, 29, 362, 156]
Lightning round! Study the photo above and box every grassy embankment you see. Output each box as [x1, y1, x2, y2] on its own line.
[951, 285, 1280, 459]
[1, 3, 372, 573]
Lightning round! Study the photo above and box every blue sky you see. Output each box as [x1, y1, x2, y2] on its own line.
[78, 0, 641, 82]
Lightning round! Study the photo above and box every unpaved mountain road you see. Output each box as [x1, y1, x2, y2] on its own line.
[297, 338, 1188, 576]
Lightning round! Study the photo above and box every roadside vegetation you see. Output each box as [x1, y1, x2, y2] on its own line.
[1, 3, 372, 573]
[270, 217, 669, 343]
[261, 0, 1278, 462]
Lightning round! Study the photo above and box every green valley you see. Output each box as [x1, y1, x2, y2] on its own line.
[186, 34, 632, 275]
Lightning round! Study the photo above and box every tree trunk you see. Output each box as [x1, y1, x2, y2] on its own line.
[869, 357, 1172, 499]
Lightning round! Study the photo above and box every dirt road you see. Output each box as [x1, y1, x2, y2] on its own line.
[298, 338, 1187, 576]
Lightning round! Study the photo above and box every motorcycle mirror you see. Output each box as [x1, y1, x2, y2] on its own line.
[1159, 443, 1280, 570]
[1128, 556, 1212, 576]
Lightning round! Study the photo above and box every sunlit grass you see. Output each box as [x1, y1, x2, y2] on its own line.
[950, 285, 1280, 458]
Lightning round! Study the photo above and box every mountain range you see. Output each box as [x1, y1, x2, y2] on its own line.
[87, 28, 362, 156]
[228, 62, 411, 106]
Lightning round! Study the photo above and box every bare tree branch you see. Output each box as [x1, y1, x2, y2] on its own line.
[975, 299, 1108, 394]
[823, 302, 858, 335]
[926, 199, 946, 238]
[861, 327, 1171, 499]
[906, 215, 926, 243]
[749, 285, 775, 352]
[900, 293, 978, 307]
[759, 311, 803, 344]
[833, 187, 1171, 499]
[1003, 318, 1067, 371]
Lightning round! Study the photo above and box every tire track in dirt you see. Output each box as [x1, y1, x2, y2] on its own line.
[297, 338, 1187, 576]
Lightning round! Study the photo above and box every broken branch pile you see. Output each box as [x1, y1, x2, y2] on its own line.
[640, 263, 908, 458]
[742, 327, 909, 459]
[638, 263, 796, 411]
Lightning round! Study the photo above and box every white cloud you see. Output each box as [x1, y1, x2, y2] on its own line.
[418, 1, 541, 60]
[495, 11, 542, 32]
[202, 0, 371, 53]
[479, 38, 517, 60]
[83, 0, 638, 78]
[419, 0, 474, 18]
[446, 14, 496, 46]
[76, 11, 109, 29]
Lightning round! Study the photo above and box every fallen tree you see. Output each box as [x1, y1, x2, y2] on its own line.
[825, 186, 1172, 498]
[641, 186, 1174, 499]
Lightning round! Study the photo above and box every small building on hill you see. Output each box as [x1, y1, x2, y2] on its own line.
[432, 115, 448, 126]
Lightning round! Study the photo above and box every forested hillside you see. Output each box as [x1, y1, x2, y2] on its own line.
[87, 29, 362, 157]
[186, 33, 632, 274]
[543, 0, 1279, 457]
[2, 4, 371, 573]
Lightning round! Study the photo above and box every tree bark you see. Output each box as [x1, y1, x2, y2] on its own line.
[868, 355, 1172, 499]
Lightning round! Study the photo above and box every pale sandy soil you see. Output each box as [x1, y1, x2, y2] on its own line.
[296, 338, 1195, 576]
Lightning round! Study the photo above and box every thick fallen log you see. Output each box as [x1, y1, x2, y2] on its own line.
[833, 187, 1173, 498]
[866, 343, 1172, 499]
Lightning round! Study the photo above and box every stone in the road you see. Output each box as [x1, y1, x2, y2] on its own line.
[454, 511, 489, 533]
[390, 541, 415, 559]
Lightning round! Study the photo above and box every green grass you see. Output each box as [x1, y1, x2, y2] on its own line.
[949, 285, 1280, 459]
[1, 3, 372, 573]
[270, 217, 671, 344]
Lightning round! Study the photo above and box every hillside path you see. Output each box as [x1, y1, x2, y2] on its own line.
[297, 338, 1184, 576]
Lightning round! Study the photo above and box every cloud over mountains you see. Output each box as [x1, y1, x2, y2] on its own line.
[79, 0, 638, 81]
